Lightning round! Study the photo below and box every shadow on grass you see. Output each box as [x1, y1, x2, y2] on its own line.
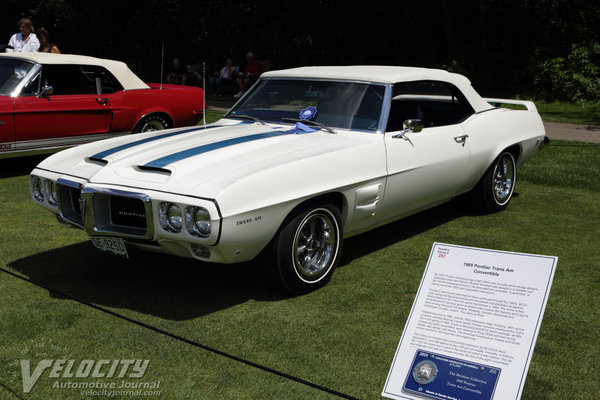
[8, 194, 500, 319]
[0, 381, 25, 400]
[8, 241, 286, 320]
[0, 154, 51, 178]
[339, 195, 497, 265]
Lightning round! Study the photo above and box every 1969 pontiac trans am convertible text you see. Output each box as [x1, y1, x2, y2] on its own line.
[1, 52, 204, 157]
[30, 66, 547, 293]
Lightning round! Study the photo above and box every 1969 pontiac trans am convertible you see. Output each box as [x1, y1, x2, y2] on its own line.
[1, 52, 204, 158]
[30, 66, 547, 293]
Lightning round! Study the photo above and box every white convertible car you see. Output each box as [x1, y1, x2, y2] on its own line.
[30, 66, 546, 293]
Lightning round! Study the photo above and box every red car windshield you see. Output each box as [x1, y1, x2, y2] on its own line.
[0, 59, 35, 96]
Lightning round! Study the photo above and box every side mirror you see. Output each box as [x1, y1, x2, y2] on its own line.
[403, 119, 423, 133]
[37, 85, 54, 97]
[392, 119, 423, 138]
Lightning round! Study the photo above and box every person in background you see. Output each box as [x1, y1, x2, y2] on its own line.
[37, 27, 60, 53]
[6, 18, 40, 52]
[234, 52, 261, 98]
[166, 58, 188, 85]
[210, 57, 237, 96]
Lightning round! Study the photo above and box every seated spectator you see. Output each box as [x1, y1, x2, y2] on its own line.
[166, 58, 188, 85]
[259, 53, 270, 74]
[37, 27, 60, 53]
[6, 18, 40, 52]
[209, 57, 237, 96]
[234, 52, 261, 98]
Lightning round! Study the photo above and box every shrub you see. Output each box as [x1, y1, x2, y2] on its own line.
[534, 43, 600, 103]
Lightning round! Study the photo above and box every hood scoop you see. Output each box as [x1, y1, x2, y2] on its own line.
[136, 165, 172, 175]
[86, 156, 108, 165]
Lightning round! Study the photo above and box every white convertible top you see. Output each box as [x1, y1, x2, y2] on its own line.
[262, 65, 493, 112]
[0, 52, 149, 90]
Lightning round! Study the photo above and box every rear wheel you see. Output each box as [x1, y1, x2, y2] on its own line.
[133, 114, 170, 133]
[477, 151, 516, 212]
[271, 204, 342, 294]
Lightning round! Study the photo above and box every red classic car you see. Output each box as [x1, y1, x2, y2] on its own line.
[0, 53, 204, 158]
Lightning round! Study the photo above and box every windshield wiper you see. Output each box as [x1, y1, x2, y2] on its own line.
[281, 118, 337, 134]
[230, 114, 268, 125]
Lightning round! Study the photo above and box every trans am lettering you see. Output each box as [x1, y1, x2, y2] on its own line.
[236, 216, 262, 226]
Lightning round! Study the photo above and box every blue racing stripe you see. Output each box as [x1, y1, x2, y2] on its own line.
[144, 124, 317, 168]
[90, 125, 221, 161]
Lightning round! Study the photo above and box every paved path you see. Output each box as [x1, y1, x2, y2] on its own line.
[544, 122, 600, 143]
[208, 101, 599, 143]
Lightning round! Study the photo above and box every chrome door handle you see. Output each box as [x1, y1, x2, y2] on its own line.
[96, 97, 109, 105]
[454, 135, 469, 145]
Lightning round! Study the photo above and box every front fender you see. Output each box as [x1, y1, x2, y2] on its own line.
[212, 136, 387, 219]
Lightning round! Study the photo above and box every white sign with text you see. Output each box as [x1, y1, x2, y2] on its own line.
[383, 243, 557, 400]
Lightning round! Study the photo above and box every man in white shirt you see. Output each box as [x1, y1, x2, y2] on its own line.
[6, 18, 40, 52]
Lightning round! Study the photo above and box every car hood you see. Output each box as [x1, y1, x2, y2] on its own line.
[38, 120, 385, 210]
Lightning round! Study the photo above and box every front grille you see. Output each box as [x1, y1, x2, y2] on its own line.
[70, 187, 82, 216]
[110, 196, 146, 229]
[57, 183, 83, 227]
[88, 193, 149, 237]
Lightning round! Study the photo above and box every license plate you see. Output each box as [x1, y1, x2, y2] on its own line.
[90, 236, 128, 259]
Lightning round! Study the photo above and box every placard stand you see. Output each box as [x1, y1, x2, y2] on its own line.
[383, 243, 557, 400]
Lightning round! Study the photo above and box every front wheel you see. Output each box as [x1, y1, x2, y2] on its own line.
[477, 151, 517, 212]
[271, 204, 342, 294]
[133, 114, 170, 133]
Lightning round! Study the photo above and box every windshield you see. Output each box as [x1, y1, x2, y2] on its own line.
[0, 59, 35, 96]
[227, 79, 386, 131]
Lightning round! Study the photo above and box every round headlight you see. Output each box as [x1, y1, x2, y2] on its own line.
[159, 202, 183, 232]
[31, 176, 44, 203]
[44, 180, 58, 207]
[185, 206, 211, 237]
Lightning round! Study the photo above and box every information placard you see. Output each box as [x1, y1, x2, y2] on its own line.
[403, 350, 500, 400]
[382, 243, 557, 400]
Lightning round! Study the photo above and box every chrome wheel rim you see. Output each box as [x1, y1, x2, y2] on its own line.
[141, 120, 165, 132]
[493, 154, 515, 205]
[293, 210, 337, 280]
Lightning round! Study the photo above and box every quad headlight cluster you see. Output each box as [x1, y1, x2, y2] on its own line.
[30, 176, 58, 207]
[158, 202, 211, 237]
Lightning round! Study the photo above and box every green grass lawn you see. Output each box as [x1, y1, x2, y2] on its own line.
[536, 101, 600, 125]
[204, 109, 227, 124]
[1, 123, 599, 398]
[502, 100, 600, 125]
